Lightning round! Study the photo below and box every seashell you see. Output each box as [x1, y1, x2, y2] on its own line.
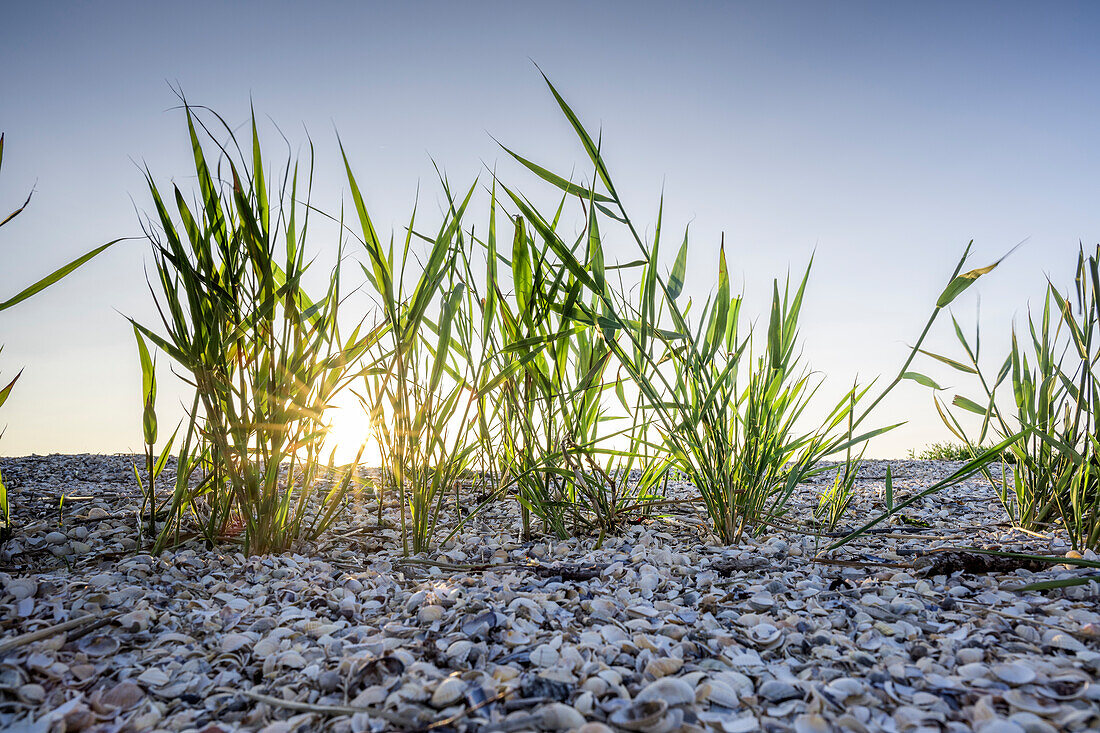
[80, 635, 119, 658]
[1036, 675, 1089, 701]
[644, 657, 683, 679]
[992, 663, 1036, 686]
[99, 681, 144, 711]
[118, 609, 153, 632]
[69, 664, 96, 683]
[793, 714, 830, 733]
[278, 650, 307, 669]
[18, 683, 46, 704]
[577, 724, 615, 733]
[0, 663, 27, 691]
[977, 721, 1028, 733]
[418, 605, 444, 623]
[446, 640, 474, 664]
[351, 655, 405, 687]
[530, 644, 560, 667]
[5, 578, 37, 601]
[825, 676, 864, 700]
[431, 676, 465, 708]
[701, 680, 741, 708]
[583, 677, 610, 697]
[758, 679, 800, 702]
[636, 677, 695, 707]
[405, 590, 428, 612]
[748, 623, 782, 649]
[539, 702, 587, 730]
[1040, 630, 1086, 652]
[609, 699, 669, 731]
[1006, 713, 1058, 733]
[957, 663, 990, 681]
[713, 671, 754, 696]
[136, 668, 170, 687]
[221, 633, 252, 653]
[702, 712, 758, 733]
[318, 669, 341, 693]
[504, 629, 532, 646]
[1001, 690, 1061, 715]
[253, 636, 281, 658]
[748, 592, 775, 611]
[462, 610, 499, 638]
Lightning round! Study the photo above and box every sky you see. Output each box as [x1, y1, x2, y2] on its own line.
[1, 1, 1099, 459]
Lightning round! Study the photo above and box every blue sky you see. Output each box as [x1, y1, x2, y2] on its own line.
[1, 1, 1099, 457]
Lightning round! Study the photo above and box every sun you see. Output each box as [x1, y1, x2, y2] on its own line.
[323, 391, 381, 467]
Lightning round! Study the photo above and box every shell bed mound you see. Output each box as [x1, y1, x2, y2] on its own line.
[0, 454, 1098, 733]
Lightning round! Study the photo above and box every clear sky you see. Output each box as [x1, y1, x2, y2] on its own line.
[1, 1, 1099, 458]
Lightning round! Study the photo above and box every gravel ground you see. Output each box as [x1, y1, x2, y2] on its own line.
[0, 454, 1098, 733]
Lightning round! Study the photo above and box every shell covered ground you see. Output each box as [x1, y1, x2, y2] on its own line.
[0, 454, 1098, 733]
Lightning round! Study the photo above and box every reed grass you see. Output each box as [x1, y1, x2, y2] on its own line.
[0, 133, 121, 541]
[343, 154, 481, 554]
[478, 212, 645, 541]
[92, 82, 1028, 557]
[908, 441, 993, 461]
[930, 245, 1100, 550]
[487, 74, 989, 543]
[138, 106, 371, 554]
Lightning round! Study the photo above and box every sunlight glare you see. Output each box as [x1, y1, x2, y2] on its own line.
[324, 392, 381, 467]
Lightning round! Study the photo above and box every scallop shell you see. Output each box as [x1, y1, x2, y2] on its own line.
[636, 677, 695, 707]
[98, 681, 144, 711]
[220, 633, 252, 653]
[748, 623, 782, 649]
[1001, 690, 1061, 715]
[80, 635, 120, 658]
[992, 662, 1036, 686]
[1036, 675, 1089, 701]
[644, 657, 683, 679]
[609, 699, 669, 731]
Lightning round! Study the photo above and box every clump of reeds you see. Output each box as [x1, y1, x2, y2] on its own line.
[343, 152, 481, 555]
[123, 79, 1017, 556]
[138, 107, 369, 555]
[931, 245, 1100, 551]
[487, 75, 1004, 544]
